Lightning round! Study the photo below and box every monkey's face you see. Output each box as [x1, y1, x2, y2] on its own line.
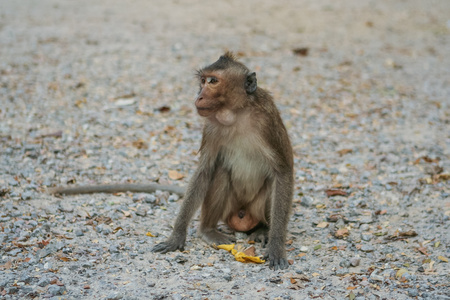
[195, 54, 257, 125]
[195, 72, 225, 117]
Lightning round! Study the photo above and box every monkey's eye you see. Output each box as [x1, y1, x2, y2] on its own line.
[206, 77, 218, 84]
[201, 77, 206, 84]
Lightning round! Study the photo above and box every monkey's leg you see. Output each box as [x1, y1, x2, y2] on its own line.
[199, 201, 236, 245]
[152, 169, 210, 253]
[264, 171, 293, 270]
[199, 169, 235, 245]
[200, 209, 236, 245]
[245, 182, 271, 245]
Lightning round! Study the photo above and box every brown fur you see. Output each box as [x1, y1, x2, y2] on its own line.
[153, 53, 293, 270]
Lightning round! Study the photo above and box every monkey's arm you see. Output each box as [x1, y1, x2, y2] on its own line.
[152, 167, 211, 253]
[49, 183, 185, 196]
[265, 169, 294, 270]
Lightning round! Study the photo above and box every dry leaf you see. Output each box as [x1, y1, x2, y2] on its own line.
[114, 92, 136, 100]
[288, 274, 309, 290]
[291, 274, 310, 282]
[396, 268, 408, 278]
[426, 260, 436, 272]
[168, 170, 184, 180]
[243, 246, 256, 257]
[348, 291, 356, 300]
[386, 229, 418, 240]
[113, 227, 123, 234]
[132, 139, 148, 149]
[37, 131, 63, 139]
[0, 261, 12, 270]
[326, 189, 348, 197]
[437, 256, 448, 263]
[146, 232, 155, 237]
[50, 279, 64, 286]
[337, 149, 353, 156]
[292, 47, 309, 56]
[156, 105, 171, 113]
[327, 214, 343, 222]
[417, 247, 429, 256]
[414, 156, 440, 164]
[434, 173, 450, 182]
[399, 230, 418, 237]
[75, 98, 86, 107]
[288, 283, 304, 290]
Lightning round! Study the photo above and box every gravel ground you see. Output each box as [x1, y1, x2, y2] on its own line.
[1, 0, 449, 299]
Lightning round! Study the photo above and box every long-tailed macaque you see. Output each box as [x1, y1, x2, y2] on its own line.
[51, 52, 293, 269]
[153, 52, 293, 270]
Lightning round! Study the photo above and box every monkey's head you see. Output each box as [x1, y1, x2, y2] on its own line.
[195, 52, 257, 126]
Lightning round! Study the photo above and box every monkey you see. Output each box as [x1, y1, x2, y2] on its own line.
[152, 52, 294, 270]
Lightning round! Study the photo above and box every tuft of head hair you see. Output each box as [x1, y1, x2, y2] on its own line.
[200, 51, 249, 74]
[221, 51, 237, 61]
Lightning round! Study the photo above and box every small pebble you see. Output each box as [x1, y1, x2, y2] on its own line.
[359, 224, 370, 231]
[407, 288, 419, 297]
[360, 244, 375, 252]
[350, 257, 360, 267]
[47, 285, 66, 296]
[361, 233, 372, 241]
[335, 268, 349, 276]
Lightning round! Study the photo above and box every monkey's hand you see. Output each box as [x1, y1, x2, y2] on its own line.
[264, 243, 289, 270]
[152, 236, 186, 254]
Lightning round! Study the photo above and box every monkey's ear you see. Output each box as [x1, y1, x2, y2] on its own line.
[245, 72, 257, 94]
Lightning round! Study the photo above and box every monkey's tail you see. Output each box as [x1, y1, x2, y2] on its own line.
[49, 184, 185, 196]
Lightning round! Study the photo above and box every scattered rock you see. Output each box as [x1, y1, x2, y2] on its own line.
[350, 257, 360, 267]
[360, 244, 375, 252]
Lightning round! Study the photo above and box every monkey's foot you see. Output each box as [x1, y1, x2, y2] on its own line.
[247, 224, 269, 246]
[200, 229, 235, 245]
[264, 244, 289, 270]
[152, 238, 185, 254]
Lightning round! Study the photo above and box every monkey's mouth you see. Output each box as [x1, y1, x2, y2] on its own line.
[196, 107, 214, 117]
